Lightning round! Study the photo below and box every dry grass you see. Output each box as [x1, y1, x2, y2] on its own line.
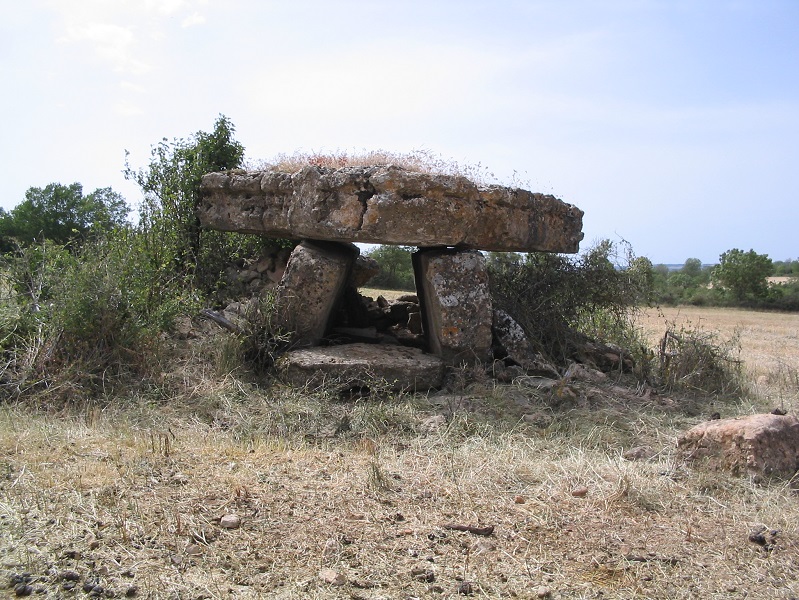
[637, 306, 799, 412]
[1, 308, 799, 598]
[358, 288, 410, 302]
[247, 149, 504, 187]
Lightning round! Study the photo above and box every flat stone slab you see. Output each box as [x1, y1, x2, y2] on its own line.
[199, 165, 584, 253]
[277, 343, 444, 391]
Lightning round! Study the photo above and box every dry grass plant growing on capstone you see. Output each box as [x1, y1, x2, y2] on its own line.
[249, 148, 502, 187]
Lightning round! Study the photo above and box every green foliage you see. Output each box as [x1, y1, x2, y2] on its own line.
[125, 114, 254, 294]
[712, 248, 773, 302]
[773, 258, 799, 276]
[365, 245, 415, 290]
[0, 233, 197, 401]
[0, 183, 128, 250]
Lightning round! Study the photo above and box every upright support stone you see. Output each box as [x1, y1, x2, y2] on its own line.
[276, 241, 358, 347]
[414, 248, 493, 366]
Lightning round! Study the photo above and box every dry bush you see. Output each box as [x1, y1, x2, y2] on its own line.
[657, 321, 745, 396]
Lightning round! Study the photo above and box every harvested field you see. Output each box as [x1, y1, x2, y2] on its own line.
[637, 306, 799, 411]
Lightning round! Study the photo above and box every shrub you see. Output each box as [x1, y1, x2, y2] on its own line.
[0, 231, 199, 403]
[657, 322, 744, 396]
[488, 240, 651, 365]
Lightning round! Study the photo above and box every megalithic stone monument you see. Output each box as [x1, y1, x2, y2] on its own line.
[198, 164, 584, 390]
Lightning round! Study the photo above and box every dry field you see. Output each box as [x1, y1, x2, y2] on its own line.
[1, 306, 798, 599]
[636, 306, 799, 411]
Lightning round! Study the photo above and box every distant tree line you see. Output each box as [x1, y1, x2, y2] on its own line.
[364, 245, 799, 312]
[649, 251, 799, 311]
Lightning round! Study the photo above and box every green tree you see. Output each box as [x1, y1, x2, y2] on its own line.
[712, 248, 773, 302]
[485, 251, 523, 272]
[366, 245, 415, 290]
[125, 114, 245, 275]
[0, 183, 128, 248]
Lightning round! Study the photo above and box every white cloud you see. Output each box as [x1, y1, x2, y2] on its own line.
[119, 81, 147, 94]
[181, 12, 206, 27]
[144, 0, 188, 16]
[115, 100, 145, 116]
[58, 21, 150, 74]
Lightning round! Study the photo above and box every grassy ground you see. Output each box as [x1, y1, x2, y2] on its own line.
[1, 306, 798, 599]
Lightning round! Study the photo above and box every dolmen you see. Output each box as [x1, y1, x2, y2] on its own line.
[199, 165, 584, 391]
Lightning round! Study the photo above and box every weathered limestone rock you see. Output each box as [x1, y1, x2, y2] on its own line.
[677, 413, 799, 477]
[349, 254, 380, 288]
[278, 343, 444, 391]
[275, 241, 358, 347]
[199, 165, 584, 253]
[415, 249, 493, 365]
[492, 309, 560, 377]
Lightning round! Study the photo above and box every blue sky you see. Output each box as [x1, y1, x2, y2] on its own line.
[1, 0, 797, 264]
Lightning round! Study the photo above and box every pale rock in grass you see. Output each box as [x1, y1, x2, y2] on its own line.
[219, 514, 241, 529]
[677, 413, 799, 477]
[319, 568, 347, 586]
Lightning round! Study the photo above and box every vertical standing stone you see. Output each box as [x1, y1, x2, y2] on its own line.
[414, 248, 493, 365]
[276, 241, 358, 347]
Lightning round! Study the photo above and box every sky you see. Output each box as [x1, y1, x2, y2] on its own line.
[1, 0, 797, 265]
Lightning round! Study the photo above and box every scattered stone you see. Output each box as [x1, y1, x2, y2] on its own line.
[319, 568, 347, 586]
[278, 343, 444, 392]
[13, 584, 33, 597]
[125, 585, 138, 597]
[564, 362, 607, 383]
[571, 486, 589, 498]
[411, 567, 436, 583]
[623, 446, 656, 461]
[199, 165, 584, 253]
[350, 255, 380, 288]
[457, 581, 474, 595]
[419, 415, 447, 434]
[60, 571, 81, 582]
[513, 495, 526, 504]
[516, 376, 560, 390]
[472, 539, 496, 554]
[493, 310, 559, 377]
[536, 585, 552, 598]
[523, 412, 554, 429]
[747, 525, 778, 550]
[219, 514, 242, 529]
[185, 544, 203, 556]
[677, 413, 799, 477]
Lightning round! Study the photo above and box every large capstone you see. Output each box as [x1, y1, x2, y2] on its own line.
[199, 165, 583, 253]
